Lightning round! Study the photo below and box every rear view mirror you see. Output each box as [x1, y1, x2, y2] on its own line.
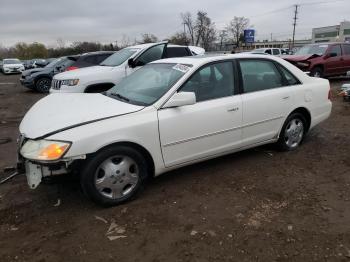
[163, 92, 196, 108]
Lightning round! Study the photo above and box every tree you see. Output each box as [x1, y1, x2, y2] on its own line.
[181, 12, 195, 45]
[194, 11, 217, 50]
[218, 30, 228, 50]
[227, 16, 249, 47]
[169, 32, 189, 45]
[139, 33, 158, 44]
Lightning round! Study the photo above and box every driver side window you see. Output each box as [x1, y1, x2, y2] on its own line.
[135, 44, 166, 66]
[180, 61, 235, 102]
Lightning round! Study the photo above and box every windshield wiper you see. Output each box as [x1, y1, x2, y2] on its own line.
[110, 92, 130, 102]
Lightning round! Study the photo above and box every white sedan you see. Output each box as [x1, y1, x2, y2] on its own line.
[1, 58, 25, 74]
[18, 54, 332, 206]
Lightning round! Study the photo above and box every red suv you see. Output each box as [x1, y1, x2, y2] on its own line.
[283, 43, 350, 78]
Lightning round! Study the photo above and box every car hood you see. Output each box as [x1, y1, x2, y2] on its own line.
[281, 54, 320, 62]
[54, 65, 117, 80]
[3, 63, 23, 67]
[22, 67, 48, 76]
[20, 93, 144, 139]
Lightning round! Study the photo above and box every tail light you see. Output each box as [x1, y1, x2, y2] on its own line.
[65, 66, 79, 71]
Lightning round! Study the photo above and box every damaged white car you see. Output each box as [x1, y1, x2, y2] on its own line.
[18, 54, 332, 206]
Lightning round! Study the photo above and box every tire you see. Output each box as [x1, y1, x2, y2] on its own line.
[310, 67, 324, 78]
[35, 77, 51, 93]
[80, 145, 148, 206]
[277, 113, 307, 151]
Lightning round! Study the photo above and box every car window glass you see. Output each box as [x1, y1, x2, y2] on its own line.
[239, 60, 284, 93]
[180, 61, 234, 102]
[272, 49, 280, 55]
[136, 44, 166, 66]
[166, 47, 190, 58]
[329, 45, 342, 56]
[95, 54, 111, 64]
[343, 45, 350, 55]
[265, 49, 272, 54]
[85, 56, 97, 64]
[278, 65, 300, 85]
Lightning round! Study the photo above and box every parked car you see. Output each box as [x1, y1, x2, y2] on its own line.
[282, 42, 350, 78]
[20, 56, 80, 92]
[65, 51, 115, 71]
[50, 42, 202, 93]
[1, 58, 25, 74]
[251, 48, 285, 56]
[18, 54, 332, 206]
[340, 83, 350, 101]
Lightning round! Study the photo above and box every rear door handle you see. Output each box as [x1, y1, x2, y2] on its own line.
[282, 96, 290, 100]
[227, 107, 239, 112]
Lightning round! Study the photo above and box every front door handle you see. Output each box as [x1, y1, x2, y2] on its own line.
[227, 107, 239, 112]
[282, 96, 290, 100]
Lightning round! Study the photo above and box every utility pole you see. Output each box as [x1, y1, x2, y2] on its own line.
[292, 4, 299, 50]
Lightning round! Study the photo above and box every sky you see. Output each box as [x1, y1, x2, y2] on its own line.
[0, 0, 348, 47]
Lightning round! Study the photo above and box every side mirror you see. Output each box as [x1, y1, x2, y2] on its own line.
[326, 52, 337, 58]
[163, 92, 196, 108]
[128, 58, 135, 68]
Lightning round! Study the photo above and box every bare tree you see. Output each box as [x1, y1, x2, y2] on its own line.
[181, 12, 194, 45]
[139, 33, 158, 44]
[227, 16, 249, 47]
[218, 30, 228, 50]
[194, 11, 216, 50]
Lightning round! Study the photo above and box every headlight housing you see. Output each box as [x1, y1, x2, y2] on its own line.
[20, 140, 71, 161]
[296, 61, 310, 68]
[61, 79, 79, 86]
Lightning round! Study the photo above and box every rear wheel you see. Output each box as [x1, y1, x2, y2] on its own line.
[277, 113, 306, 151]
[35, 77, 51, 93]
[80, 146, 148, 206]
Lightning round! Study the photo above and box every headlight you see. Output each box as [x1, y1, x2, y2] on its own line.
[61, 79, 79, 86]
[20, 140, 71, 161]
[296, 61, 310, 68]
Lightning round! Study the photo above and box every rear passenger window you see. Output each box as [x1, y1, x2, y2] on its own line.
[166, 47, 190, 58]
[85, 56, 97, 64]
[239, 60, 284, 93]
[180, 61, 234, 102]
[278, 66, 300, 85]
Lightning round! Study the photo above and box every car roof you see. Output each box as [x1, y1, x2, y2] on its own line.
[80, 51, 115, 56]
[152, 53, 279, 67]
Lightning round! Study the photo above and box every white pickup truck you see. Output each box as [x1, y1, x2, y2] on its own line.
[50, 42, 204, 93]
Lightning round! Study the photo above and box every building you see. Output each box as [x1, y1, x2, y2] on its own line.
[251, 39, 311, 49]
[312, 21, 350, 43]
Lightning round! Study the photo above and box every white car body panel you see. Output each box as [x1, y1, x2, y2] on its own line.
[20, 54, 332, 179]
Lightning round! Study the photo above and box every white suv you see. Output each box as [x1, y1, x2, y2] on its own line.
[50, 42, 204, 93]
[1, 58, 25, 74]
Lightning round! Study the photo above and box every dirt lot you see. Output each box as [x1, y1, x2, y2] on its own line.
[0, 73, 349, 262]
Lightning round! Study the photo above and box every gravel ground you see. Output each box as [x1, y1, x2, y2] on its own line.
[0, 73, 350, 262]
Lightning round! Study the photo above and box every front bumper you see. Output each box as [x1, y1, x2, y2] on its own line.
[3, 68, 24, 74]
[20, 77, 35, 89]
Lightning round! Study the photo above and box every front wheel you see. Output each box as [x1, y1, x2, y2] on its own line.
[80, 146, 148, 206]
[310, 67, 323, 78]
[35, 77, 51, 93]
[277, 113, 306, 151]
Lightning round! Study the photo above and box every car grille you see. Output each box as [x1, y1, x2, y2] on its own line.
[51, 79, 62, 90]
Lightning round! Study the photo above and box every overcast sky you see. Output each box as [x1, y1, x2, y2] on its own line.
[0, 0, 348, 47]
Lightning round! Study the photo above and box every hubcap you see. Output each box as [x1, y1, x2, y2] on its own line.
[94, 155, 139, 200]
[284, 118, 304, 148]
